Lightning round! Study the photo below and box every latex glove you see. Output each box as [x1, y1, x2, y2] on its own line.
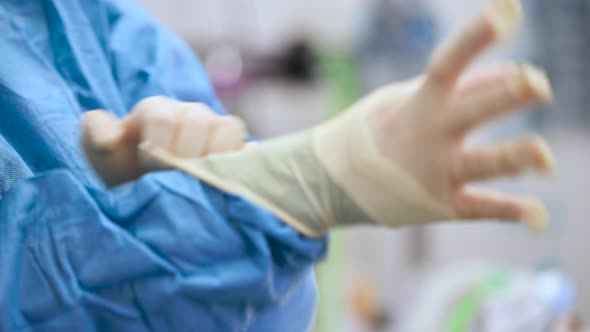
[81, 96, 246, 186]
[141, 0, 555, 237]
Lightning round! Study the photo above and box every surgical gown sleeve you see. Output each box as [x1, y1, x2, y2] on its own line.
[0, 170, 326, 332]
[0, 0, 327, 331]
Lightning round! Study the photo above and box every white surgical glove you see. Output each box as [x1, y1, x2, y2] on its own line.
[140, 0, 555, 237]
[81, 96, 247, 186]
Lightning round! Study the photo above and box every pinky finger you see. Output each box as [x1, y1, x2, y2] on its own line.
[454, 188, 549, 231]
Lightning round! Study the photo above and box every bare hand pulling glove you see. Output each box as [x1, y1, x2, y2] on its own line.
[83, 0, 556, 238]
[82, 96, 247, 187]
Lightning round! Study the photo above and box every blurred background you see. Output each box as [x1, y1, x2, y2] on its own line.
[138, 0, 589, 331]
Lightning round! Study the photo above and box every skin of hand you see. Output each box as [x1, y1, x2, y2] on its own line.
[81, 96, 247, 187]
[355, 0, 554, 229]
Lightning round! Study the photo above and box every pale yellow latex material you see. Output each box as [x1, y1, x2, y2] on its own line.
[140, 131, 372, 238]
[312, 103, 455, 229]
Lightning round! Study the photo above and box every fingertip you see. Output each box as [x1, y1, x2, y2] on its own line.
[81, 110, 124, 153]
[529, 135, 556, 174]
[501, 64, 552, 107]
[520, 64, 554, 103]
[485, 0, 523, 40]
[519, 198, 550, 232]
[82, 109, 111, 126]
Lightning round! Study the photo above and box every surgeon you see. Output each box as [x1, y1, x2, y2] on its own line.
[0, 0, 554, 331]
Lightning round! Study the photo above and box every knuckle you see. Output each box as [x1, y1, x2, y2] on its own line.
[182, 113, 212, 133]
[186, 102, 215, 116]
[145, 109, 174, 129]
[427, 45, 457, 85]
[133, 95, 169, 113]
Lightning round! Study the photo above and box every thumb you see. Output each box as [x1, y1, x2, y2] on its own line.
[81, 110, 141, 186]
[81, 110, 125, 153]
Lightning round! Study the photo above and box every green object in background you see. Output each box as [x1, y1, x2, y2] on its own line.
[313, 50, 360, 332]
[444, 268, 511, 332]
[314, 229, 348, 332]
[319, 51, 361, 117]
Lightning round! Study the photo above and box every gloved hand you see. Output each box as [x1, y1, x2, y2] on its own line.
[81, 96, 246, 186]
[141, 0, 555, 238]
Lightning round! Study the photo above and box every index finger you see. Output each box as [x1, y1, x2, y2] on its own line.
[426, 0, 522, 91]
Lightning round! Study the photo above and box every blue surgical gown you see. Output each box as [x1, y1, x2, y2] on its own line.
[0, 1, 328, 331]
